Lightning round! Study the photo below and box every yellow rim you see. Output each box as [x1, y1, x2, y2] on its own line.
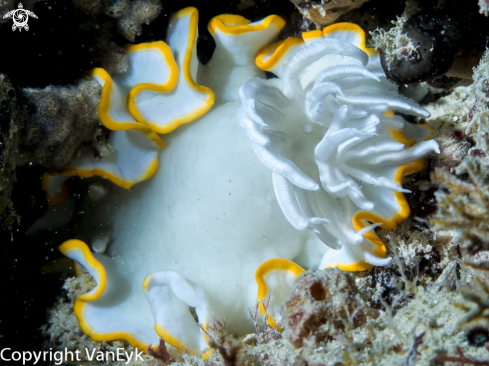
[327, 112, 428, 271]
[90, 68, 168, 147]
[54, 68, 164, 191]
[126, 41, 179, 131]
[142, 273, 201, 354]
[322, 23, 379, 57]
[255, 37, 303, 71]
[208, 13, 285, 36]
[255, 258, 305, 327]
[301, 29, 323, 42]
[256, 22, 379, 72]
[154, 324, 193, 354]
[146, 7, 215, 135]
[41, 174, 70, 207]
[59, 240, 151, 352]
[55, 159, 159, 190]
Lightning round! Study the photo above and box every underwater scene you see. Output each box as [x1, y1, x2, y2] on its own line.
[1, 0, 489, 365]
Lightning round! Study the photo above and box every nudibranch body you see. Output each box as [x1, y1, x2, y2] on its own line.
[57, 7, 306, 354]
[50, 7, 439, 355]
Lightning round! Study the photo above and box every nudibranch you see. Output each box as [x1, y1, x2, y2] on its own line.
[47, 8, 439, 355]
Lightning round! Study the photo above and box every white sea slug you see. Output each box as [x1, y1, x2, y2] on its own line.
[43, 10, 439, 356]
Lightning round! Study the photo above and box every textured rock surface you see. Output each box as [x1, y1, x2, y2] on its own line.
[371, 0, 488, 89]
[18, 79, 110, 169]
[0, 74, 19, 230]
[380, 10, 460, 85]
[290, 0, 369, 27]
[282, 269, 372, 348]
[72, 0, 162, 42]
[430, 49, 489, 255]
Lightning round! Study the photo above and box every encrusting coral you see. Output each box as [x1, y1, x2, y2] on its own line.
[458, 263, 489, 326]
[115, 0, 162, 42]
[467, 48, 489, 152]
[46, 239, 489, 365]
[370, 16, 419, 75]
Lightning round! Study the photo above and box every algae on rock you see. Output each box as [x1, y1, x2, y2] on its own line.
[432, 158, 489, 254]
[72, 0, 162, 42]
[0, 74, 19, 231]
[18, 79, 110, 169]
[430, 48, 489, 254]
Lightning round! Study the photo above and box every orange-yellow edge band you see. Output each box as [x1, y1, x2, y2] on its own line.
[255, 259, 305, 327]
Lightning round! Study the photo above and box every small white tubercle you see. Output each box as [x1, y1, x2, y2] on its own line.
[91, 231, 111, 254]
[88, 183, 108, 202]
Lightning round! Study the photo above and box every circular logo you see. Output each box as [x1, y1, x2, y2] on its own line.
[2, 3, 38, 32]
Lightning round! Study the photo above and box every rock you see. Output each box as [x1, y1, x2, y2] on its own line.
[282, 268, 374, 347]
[0, 74, 19, 230]
[18, 79, 110, 169]
[381, 10, 460, 84]
[289, 0, 369, 27]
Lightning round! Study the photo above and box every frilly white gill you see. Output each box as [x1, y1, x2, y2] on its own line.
[239, 24, 439, 272]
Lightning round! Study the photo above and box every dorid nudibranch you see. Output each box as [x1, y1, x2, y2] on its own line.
[45, 10, 440, 357]
[238, 24, 439, 272]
